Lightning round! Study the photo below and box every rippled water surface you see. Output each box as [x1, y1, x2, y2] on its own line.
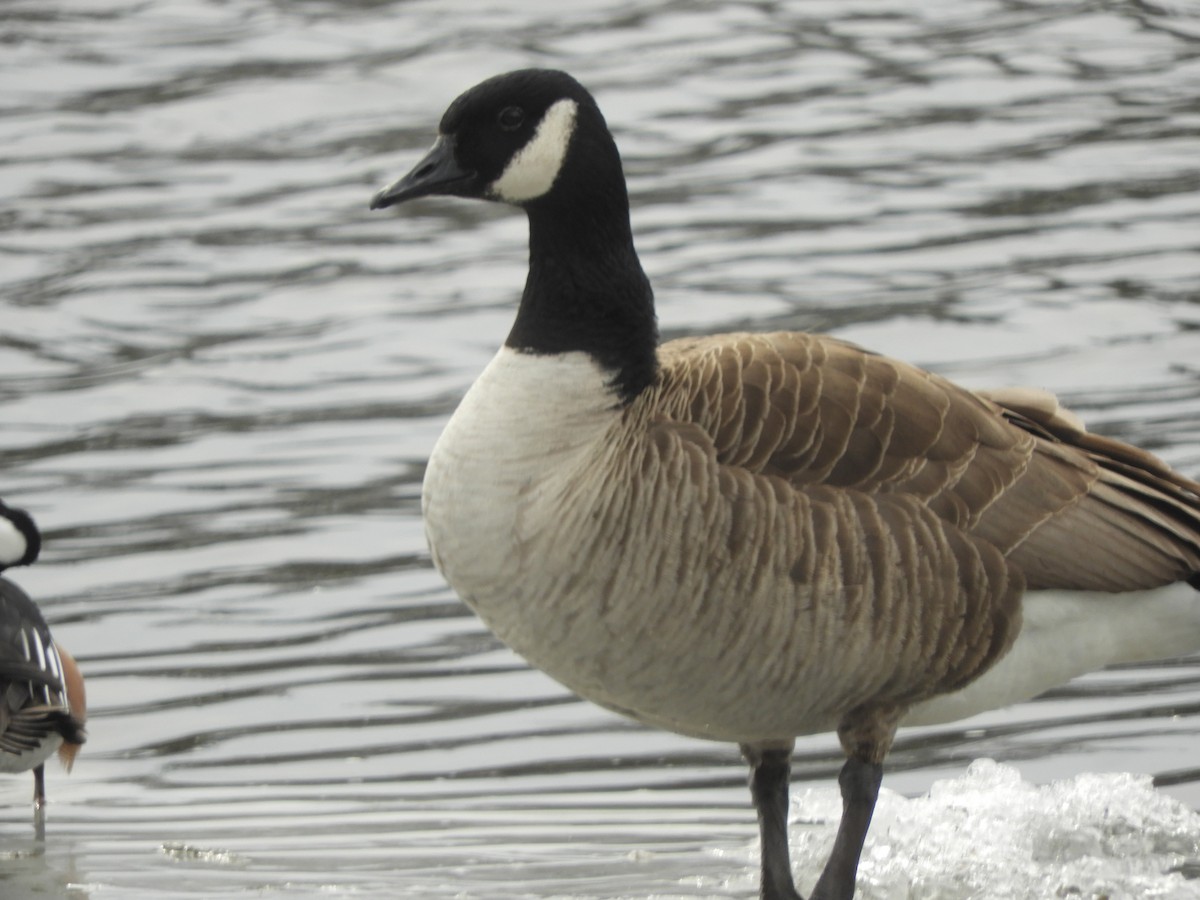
[3, 1, 1200, 898]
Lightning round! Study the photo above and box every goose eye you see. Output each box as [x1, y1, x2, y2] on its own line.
[497, 106, 525, 132]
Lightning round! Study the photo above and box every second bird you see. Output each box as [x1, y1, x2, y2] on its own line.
[0, 500, 86, 812]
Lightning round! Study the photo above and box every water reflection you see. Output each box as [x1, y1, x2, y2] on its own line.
[2, 0, 1200, 897]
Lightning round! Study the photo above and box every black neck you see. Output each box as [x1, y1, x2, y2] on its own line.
[505, 190, 659, 405]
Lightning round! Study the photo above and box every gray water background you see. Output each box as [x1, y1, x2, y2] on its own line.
[3, 0, 1200, 897]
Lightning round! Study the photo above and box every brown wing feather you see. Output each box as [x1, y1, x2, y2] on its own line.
[976, 386, 1200, 590]
[655, 332, 1200, 594]
[645, 334, 1025, 718]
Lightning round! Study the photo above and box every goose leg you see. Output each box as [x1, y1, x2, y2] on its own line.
[743, 742, 802, 900]
[808, 757, 883, 900]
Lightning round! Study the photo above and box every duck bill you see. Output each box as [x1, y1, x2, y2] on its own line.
[370, 136, 475, 209]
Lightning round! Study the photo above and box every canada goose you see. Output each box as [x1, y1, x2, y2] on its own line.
[0, 500, 86, 810]
[369, 68, 1200, 899]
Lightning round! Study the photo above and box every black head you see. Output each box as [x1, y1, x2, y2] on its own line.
[370, 69, 657, 403]
[370, 69, 619, 210]
[0, 500, 41, 571]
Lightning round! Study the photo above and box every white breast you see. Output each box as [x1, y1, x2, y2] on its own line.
[422, 347, 619, 612]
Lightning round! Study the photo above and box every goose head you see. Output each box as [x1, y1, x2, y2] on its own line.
[370, 69, 622, 211]
[370, 69, 656, 402]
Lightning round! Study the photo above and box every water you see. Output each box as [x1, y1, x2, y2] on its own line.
[2, 0, 1200, 897]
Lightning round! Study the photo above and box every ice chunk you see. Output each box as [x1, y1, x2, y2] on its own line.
[785, 760, 1200, 900]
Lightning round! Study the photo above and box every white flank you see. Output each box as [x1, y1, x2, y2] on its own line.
[906, 583, 1200, 726]
[31, 627, 47, 670]
[48, 643, 62, 679]
[489, 98, 579, 203]
[0, 515, 26, 566]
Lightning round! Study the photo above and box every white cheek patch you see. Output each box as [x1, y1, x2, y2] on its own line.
[489, 98, 579, 203]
